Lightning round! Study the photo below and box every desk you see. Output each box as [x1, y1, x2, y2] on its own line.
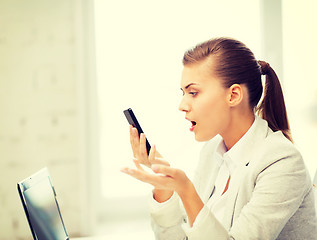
[73, 237, 105, 240]
[72, 231, 154, 240]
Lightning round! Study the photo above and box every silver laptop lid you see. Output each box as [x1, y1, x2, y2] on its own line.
[17, 167, 69, 240]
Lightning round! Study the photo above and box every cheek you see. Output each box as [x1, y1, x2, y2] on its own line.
[198, 94, 228, 119]
[197, 95, 229, 136]
[203, 106, 228, 129]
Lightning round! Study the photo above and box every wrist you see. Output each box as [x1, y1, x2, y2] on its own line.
[153, 189, 174, 203]
[176, 180, 203, 227]
[176, 178, 193, 200]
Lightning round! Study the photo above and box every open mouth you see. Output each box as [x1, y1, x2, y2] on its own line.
[190, 121, 196, 131]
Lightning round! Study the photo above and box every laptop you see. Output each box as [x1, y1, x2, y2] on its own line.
[17, 167, 69, 240]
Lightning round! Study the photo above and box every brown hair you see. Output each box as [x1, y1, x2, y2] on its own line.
[183, 37, 292, 142]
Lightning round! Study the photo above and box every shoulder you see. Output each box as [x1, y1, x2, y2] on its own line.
[258, 130, 303, 168]
[250, 117, 304, 170]
[247, 117, 309, 185]
[251, 130, 311, 191]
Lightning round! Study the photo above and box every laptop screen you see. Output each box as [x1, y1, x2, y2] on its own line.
[17, 168, 69, 240]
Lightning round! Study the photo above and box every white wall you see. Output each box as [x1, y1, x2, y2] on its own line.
[0, 0, 92, 239]
[282, 0, 317, 177]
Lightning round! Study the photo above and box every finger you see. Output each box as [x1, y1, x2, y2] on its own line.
[148, 144, 156, 165]
[139, 133, 148, 160]
[120, 167, 151, 182]
[129, 126, 135, 154]
[151, 158, 170, 166]
[120, 167, 135, 175]
[148, 145, 169, 166]
[155, 151, 163, 158]
[133, 159, 144, 171]
[130, 126, 140, 158]
[151, 164, 178, 178]
[121, 167, 172, 188]
[130, 126, 139, 147]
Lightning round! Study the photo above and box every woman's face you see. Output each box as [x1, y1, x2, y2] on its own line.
[179, 61, 231, 142]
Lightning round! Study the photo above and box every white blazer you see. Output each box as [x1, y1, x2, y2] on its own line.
[149, 116, 317, 240]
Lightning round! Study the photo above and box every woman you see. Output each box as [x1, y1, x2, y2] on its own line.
[121, 37, 317, 239]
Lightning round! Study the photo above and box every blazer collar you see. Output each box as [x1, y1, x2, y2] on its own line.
[228, 115, 270, 167]
[214, 115, 269, 172]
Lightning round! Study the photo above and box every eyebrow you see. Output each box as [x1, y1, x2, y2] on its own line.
[180, 83, 199, 91]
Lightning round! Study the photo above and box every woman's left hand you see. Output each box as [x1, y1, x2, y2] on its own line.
[121, 160, 191, 195]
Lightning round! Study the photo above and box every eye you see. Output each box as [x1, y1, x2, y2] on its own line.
[189, 92, 198, 96]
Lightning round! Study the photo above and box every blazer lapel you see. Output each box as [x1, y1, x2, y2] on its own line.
[222, 165, 248, 230]
[202, 160, 221, 202]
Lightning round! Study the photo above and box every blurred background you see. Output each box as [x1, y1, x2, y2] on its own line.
[0, 0, 316, 239]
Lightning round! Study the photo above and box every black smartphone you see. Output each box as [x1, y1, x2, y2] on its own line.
[123, 108, 151, 155]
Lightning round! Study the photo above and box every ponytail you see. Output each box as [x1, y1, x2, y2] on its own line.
[257, 61, 292, 142]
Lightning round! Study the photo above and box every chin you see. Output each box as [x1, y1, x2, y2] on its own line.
[194, 135, 208, 142]
[195, 133, 217, 142]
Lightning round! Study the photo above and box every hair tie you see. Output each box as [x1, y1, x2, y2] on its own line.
[258, 60, 270, 75]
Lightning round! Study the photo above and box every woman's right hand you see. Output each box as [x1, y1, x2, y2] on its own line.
[129, 125, 174, 202]
[129, 125, 169, 168]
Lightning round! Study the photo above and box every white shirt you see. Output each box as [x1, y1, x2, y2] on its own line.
[208, 117, 256, 223]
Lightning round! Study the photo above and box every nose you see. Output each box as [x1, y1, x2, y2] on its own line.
[178, 96, 190, 112]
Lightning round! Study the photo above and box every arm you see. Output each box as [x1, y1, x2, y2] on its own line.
[149, 191, 187, 240]
[122, 162, 229, 239]
[178, 180, 204, 227]
[151, 165, 204, 227]
[122, 162, 204, 225]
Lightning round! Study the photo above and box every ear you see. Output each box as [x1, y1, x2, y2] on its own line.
[227, 84, 243, 107]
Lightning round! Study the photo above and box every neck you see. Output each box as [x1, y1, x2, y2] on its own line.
[221, 111, 255, 150]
